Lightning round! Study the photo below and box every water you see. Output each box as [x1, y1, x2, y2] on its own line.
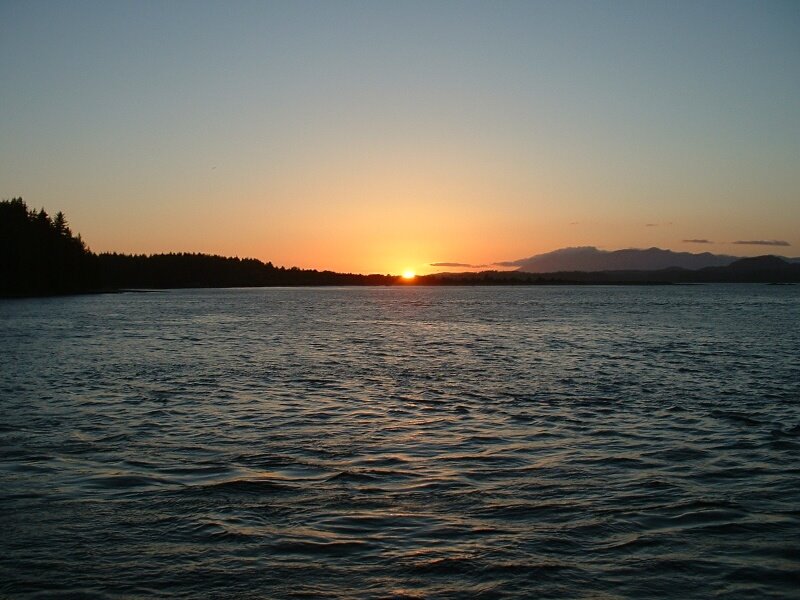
[1, 285, 799, 599]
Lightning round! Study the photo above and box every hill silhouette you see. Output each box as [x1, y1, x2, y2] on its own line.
[423, 256, 800, 284]
[504, 246, 739, 272]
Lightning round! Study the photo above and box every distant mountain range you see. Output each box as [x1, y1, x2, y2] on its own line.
[505, 246, 799, 272]
[424, 255, 800, 284]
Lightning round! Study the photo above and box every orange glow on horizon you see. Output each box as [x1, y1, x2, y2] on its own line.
[401, 269, 416, 280]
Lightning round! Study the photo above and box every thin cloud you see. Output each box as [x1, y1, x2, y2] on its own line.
[683, 239, 714, 244]
[493, 261, 522, 267]
[429, 262, 488, 268]
[732, 239, 790, 247]
[645, 223, 658, 227]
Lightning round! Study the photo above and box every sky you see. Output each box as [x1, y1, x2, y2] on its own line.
[1, 0, 799, 274]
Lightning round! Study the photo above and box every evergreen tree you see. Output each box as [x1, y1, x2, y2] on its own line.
[0, 198, 98, 295]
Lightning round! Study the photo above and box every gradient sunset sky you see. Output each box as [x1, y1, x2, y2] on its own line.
[2, 1, 798, 274]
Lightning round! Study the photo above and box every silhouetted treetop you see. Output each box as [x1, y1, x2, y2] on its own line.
[1, 197, 96, 296]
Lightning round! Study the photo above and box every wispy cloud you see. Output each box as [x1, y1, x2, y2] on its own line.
[493, 260, 522, 267]
[732, 239, 790, 247]
[429, 262, 488, 268]
[683, 239, 714, 244]
[645, 223, 658, 227]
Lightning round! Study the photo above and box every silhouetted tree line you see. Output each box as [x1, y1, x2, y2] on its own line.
[1, 198, 99, 295]
[1, 199, 397, 296]
[97, 252, 397, 289]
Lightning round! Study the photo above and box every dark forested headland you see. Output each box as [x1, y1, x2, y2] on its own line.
[1, 198, 98, 296]
[2, 198, 799, 297]
[1, 198, 397, 296]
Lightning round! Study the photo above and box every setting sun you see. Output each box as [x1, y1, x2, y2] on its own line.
[402, 270, 416, 280]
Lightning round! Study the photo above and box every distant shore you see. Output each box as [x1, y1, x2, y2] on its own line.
[3, 198, 799, 298]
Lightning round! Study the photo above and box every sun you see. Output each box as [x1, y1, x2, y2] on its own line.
[401, 269, 416, 280]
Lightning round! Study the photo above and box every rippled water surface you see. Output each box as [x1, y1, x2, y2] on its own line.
[2, 286, 799, 598]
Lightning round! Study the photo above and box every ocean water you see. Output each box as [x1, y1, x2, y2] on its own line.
[1, 285, 799, 599]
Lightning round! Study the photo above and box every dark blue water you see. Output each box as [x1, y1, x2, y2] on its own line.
[2, 286, 799, 598]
